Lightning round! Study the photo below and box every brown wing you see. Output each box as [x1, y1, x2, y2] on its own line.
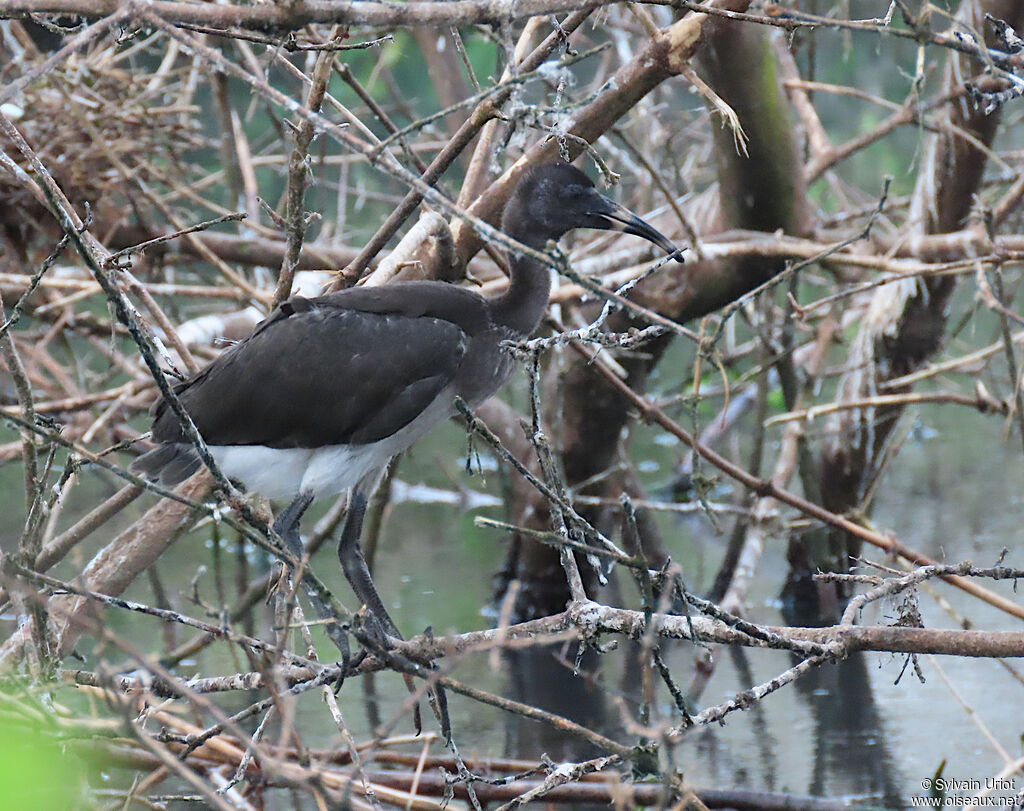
[152, 304, 468, 448]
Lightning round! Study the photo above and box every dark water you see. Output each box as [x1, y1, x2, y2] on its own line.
[2, 397, 1022, 809]
[334, 405, 1024, 808]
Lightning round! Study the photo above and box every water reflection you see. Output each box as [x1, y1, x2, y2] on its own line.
[727, 645, 779, 790]
[501, 635, 906, 808]
[798, 653, 904, 807]
[504, 644, 611, 763]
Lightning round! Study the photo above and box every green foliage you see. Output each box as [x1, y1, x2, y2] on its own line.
[0, 715, 87, 810]
[766, 387, 787, 413]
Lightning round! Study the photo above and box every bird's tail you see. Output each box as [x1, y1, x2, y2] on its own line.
[130, 443, 203, 487]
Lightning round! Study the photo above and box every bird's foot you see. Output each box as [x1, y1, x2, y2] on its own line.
[354, 604, 398, 652]
[331, 648, 368, 695]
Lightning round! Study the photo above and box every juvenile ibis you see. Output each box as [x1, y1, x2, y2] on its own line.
[133, 162, 683, 639]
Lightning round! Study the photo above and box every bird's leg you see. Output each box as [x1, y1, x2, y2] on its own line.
[272, 492, 314, 561]
[273, 491, 352, 677]
[340, 489, 450, 740]
[337, 490, 402, 641]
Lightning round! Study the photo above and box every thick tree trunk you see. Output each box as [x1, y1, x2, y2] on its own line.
[500, 19, 810, 619]
[816, 0, 1024, 602]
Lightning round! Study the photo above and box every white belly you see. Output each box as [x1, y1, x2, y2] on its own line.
[207, 385, 458, 502]
[209, 442, 392, 501]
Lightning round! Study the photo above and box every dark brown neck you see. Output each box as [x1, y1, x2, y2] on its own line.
[489, 232, 553, 338]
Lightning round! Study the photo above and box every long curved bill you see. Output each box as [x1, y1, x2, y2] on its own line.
[592, 199, 685, 263]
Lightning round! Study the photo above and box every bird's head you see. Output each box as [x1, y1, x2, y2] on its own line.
[502, 162, 684, 262]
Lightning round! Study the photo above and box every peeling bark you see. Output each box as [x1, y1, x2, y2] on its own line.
[819, 1, 1024, 590]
